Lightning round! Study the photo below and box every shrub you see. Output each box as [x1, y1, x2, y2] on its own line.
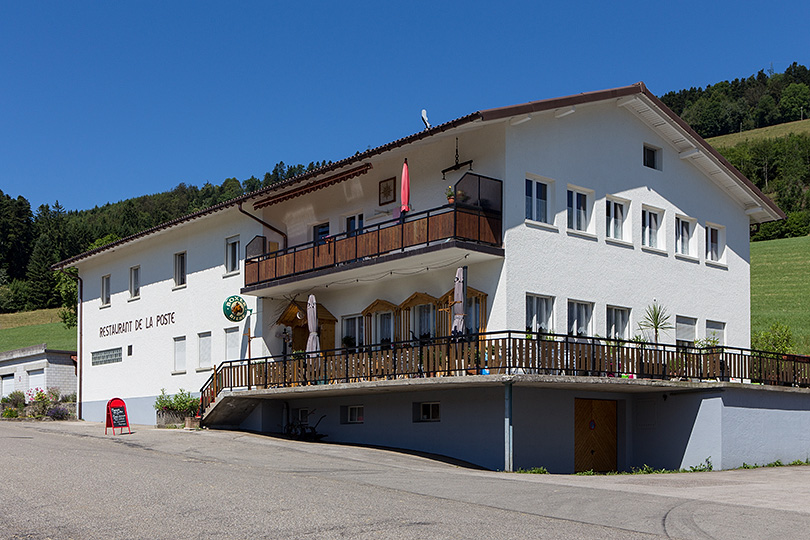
[153, 388, 200, 417]
[46, 405, 71, 420]
[751, 322, 794, 354]
[60, 392, 77, 403]
[6, 390, 25, 409]
[47, 387, 61, 402]
[2, 408, 19, 418]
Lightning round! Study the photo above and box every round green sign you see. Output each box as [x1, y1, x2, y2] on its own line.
[223, 295, 249, 322]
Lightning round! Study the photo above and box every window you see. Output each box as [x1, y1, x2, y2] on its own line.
[414, 402, 440, 422]
[174, 252, 187, 287]
[375, 312, 394, 345]
[225, 327, 240, 361]
[225, 236, 240, 273]
[642, 208, 661, 249]
[675, 217, 692, 256]
[313, 222, 330, 245]
[705, 224, 724, 263]
[567, 189, 588, 231]
[91, 347, 122, 366]
[526, 295, 553, 334]
[414, 303, 434, 339]
[465, 296, 481, 335]
[129, 266, 140, 299]
[346, 214, 364, 237]
[525, 178, 549, 223]
[606, 199, 626, 241]
[675, 316, 696, 348]
[706, 321, 725, 346]
[606, 306, 630, 340]
[567, 301, 593, 337]
[341, 405, 364, 424]
[644, 145, 660, 170]
[173, 336, 186, 372]
[341, 315, 364, 349]
[101, 275, 111, 306]
[294, 408, 310, 424]
[198, 332, 212, 369]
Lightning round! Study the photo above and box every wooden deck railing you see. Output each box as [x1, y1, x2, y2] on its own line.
[199, 331, 810, 415]
[244, 203, 502, 287]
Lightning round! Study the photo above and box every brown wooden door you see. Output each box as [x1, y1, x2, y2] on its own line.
[574, 398, 617, 472]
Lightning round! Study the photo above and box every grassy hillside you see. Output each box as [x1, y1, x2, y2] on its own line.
[706, 118, 810, 148]
[0, 309, 77, 353]
[750, 235, 810, 355]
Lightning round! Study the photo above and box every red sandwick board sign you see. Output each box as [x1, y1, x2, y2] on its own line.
[105, 397, 131, 435]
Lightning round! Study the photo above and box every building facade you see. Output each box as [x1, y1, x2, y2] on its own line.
[58, 83, 807, 472]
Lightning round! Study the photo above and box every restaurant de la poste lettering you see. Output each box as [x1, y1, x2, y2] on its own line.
[99, 312, 176, 338]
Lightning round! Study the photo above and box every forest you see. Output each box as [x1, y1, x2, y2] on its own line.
[1, 63, 810, 314]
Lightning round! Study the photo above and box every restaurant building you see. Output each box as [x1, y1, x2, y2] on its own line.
[57, 83, 810, 472]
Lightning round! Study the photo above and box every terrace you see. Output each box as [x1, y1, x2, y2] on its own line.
[200, 331, 810, 419]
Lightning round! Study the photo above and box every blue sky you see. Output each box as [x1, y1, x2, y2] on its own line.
[2, 1, 808, 212]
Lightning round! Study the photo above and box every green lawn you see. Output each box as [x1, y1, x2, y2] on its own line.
[751, 235, 810, 355]
[706, 118, 810, 148]
[0, 322, 77, 353]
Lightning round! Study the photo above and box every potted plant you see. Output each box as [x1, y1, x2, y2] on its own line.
[445, 185, 455, 204]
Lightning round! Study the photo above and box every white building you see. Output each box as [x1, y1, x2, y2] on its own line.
[58, 83, 810, 473]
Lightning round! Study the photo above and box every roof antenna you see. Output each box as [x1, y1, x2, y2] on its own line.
[421, 109, 431, 130]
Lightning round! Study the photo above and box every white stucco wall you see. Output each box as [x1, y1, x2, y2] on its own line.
[500, 101, 751, 347]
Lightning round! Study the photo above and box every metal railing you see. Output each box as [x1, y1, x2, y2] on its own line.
[199, 331, 810, 415]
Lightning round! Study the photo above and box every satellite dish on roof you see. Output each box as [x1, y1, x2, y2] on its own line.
[421, 109, 431, 130]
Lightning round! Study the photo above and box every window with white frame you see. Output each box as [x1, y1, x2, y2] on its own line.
[567, 189, 589, 231]
[341, 315, 364, 349]
[414, 401, 440, 422]
[173, 336, 186, 373]
[414, 303, 435, 339]
[606, 306, 630, 340]
[705, 320, 725, 346]
[644, 145, 660, 170]
[375, 312, 394, 345]
[225, 236, 240, 273]
[225, 327, 240, 361]
[345, 213, 364, 237]
[174, 252, 187, 287]
[675, 217, 692, 256]
[129, 266, 140, 299]
[525, 177, 549, 224]
[705, 224, 724, 262]
[198, 331, 212, 369]
[676, 316, 697, 348]
[567, 301, 593, 337]
[526, 294, 553, 334]
[345, 405, 364, 424]
[313, 222, 330, 245]
[101, 274, 111, 306]
[606, 198, 627, 241]
[641, 207, 662, 249]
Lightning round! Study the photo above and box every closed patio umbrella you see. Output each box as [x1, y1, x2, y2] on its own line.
[400, 159, 410, 214]
[306, 294, 320, 359]
[450, 267, 467, 336]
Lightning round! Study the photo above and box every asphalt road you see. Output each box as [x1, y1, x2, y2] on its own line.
[1, 421, 809, 539]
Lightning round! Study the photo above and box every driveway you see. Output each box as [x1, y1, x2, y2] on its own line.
[1, 420, 808, 539]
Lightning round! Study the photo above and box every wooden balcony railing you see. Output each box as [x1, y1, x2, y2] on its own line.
[199, 331, 810, 415]
[244, 203, 502, 288]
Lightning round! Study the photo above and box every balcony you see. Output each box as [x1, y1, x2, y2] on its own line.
[243, 173, 503, 291]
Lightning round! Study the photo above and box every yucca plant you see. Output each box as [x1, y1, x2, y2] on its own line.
[637, 302, 674, 343]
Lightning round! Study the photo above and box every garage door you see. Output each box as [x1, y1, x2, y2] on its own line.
[1, 375, 14, 397]
[574, 398, 617, 472]
[28, 369, 45, 391]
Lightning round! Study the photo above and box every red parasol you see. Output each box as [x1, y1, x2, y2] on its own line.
[400, 159, 410, 213]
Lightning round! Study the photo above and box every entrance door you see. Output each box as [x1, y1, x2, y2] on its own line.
[574, 398, 617, 472]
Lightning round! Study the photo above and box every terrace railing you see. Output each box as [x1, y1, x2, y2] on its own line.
[199, 331, 810, 415]
[244, 173, 503, 287]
